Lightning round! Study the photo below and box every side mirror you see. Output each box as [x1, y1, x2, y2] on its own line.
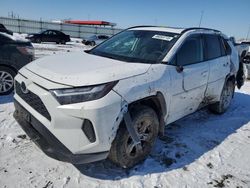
[176, 65, 184, 73]
[242, 56, 250, 64]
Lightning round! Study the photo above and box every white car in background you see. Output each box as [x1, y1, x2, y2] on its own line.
[14, 26, 241, 168]
[82, 34, 110, 46]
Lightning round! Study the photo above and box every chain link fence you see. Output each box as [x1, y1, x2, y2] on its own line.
[0, 17, 123, 38]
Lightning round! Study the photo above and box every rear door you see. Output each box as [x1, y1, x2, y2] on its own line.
[203, 34, 230, 100]
[167, 34, 209, 123]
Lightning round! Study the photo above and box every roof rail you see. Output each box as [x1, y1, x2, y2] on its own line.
[126, 25, 158, 30]
[181, 27, 221, 34]
[127, 25, 185, 30]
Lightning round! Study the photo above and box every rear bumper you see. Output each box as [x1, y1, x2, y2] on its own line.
[14, 99, 109, 164]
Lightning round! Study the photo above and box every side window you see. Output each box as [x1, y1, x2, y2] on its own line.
[204, 34, 221, 60]
[222, 38, 232, 55]
[176, 35, 203, 66]
[219, 37, 226, 56]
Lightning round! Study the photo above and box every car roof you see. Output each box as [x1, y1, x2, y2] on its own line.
[129, 26, 185, 34]
[128, 26, 221, 35]
[0, 32, 14, 40]
[43, 29, 62, 32]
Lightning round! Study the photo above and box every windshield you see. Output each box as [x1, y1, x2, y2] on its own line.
[89, 30, 180, 64]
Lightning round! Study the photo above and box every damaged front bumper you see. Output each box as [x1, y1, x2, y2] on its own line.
[13, 100, 109, 164]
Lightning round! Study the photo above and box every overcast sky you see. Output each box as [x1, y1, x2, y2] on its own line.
[1, 0, 250, 39]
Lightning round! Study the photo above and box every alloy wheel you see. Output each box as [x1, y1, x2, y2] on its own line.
[0, 71, 14, 94]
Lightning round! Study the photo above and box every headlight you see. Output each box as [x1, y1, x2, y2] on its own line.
[50, 81, 118, 105]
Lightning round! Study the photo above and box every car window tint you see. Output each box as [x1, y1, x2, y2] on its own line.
[176, 35, 203, 66]
[204, 34, 221, 60]
[222, 38, 232, 55]
[219, 37, 226, 56]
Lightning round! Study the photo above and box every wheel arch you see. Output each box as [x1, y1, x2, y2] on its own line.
[0, 64, 18, 73]
[127, 91, 167, 136]
[225, 73, 236, 97]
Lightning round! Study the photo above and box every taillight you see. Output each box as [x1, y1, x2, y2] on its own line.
[16, 46, 34, 56]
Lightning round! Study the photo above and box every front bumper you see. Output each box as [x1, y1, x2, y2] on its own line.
[14, 100, 109, 164]
[14, 71, 123, 163]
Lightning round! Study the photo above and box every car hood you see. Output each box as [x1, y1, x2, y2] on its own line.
[24, 52, 151, 87]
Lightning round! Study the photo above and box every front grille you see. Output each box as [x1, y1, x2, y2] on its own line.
[15, 81, 51, 121]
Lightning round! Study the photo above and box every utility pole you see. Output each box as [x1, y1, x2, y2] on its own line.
[199, 11, 204, 27]
[246, 25, 250, 41]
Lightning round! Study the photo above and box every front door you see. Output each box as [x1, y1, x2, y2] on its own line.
[167, 34, 209, 123]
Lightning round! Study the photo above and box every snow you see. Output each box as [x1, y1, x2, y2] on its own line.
[0, 42, 250, 187]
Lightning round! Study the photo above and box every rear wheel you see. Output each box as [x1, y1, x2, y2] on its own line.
[0, 67, 16, 95]
[209, 80, 235, 114]
[90, 41, 95, 46]
[35, 38, 41, 43]
[109, 105, 159, 168]
[61, 40, 66, 45]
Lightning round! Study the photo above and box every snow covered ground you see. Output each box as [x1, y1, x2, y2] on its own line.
[0, 42, 250, 187]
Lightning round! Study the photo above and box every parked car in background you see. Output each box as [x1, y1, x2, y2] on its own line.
[14, 26, 243, 168]
[26, 30, 70, 44]
[82, 34, 109, 46]
[229, 37, 249, 58]
[0, 23, 13, 35]
[0, 32, 34, 95]
[229, 37, 250, 84]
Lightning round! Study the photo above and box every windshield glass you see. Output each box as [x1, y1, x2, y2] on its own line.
[89, 30, 180, 64]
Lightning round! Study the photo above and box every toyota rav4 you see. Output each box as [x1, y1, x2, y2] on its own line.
[14, 26, 240, 168]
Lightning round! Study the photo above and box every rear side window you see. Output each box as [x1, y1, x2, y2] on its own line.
[222, 38, 232, 55]
[219, 37, 226, 56]
[176, 35, 203, 66]
[204, 34, 221, 60]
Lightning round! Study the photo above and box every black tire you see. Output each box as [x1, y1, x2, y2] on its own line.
[108, 105, 159, 168]
[35, 38, 41, 43]
[90, 41, 95, 46]
[61, 40, 66, 45]
[209, 80, 235, 114]
[0, 66, 16, 95]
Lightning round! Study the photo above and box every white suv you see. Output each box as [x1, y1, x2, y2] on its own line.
[14, 26, 239, 168]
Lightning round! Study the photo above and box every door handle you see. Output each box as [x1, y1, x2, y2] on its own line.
[201, 71, 208, 76]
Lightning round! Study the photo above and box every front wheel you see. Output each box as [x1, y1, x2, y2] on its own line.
[60, 40, 66, 45]
[0, 67, 16, 95]
[209, 80, 235, 114]
[108, 105, 159, 168]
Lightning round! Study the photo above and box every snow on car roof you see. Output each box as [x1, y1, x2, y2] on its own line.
[0, 32, 29, 42]
[129, 26, 185, 34]
[129, 26, 222, 35]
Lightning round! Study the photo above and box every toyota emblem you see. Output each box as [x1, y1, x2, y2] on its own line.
[21, 82, 29, 94]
